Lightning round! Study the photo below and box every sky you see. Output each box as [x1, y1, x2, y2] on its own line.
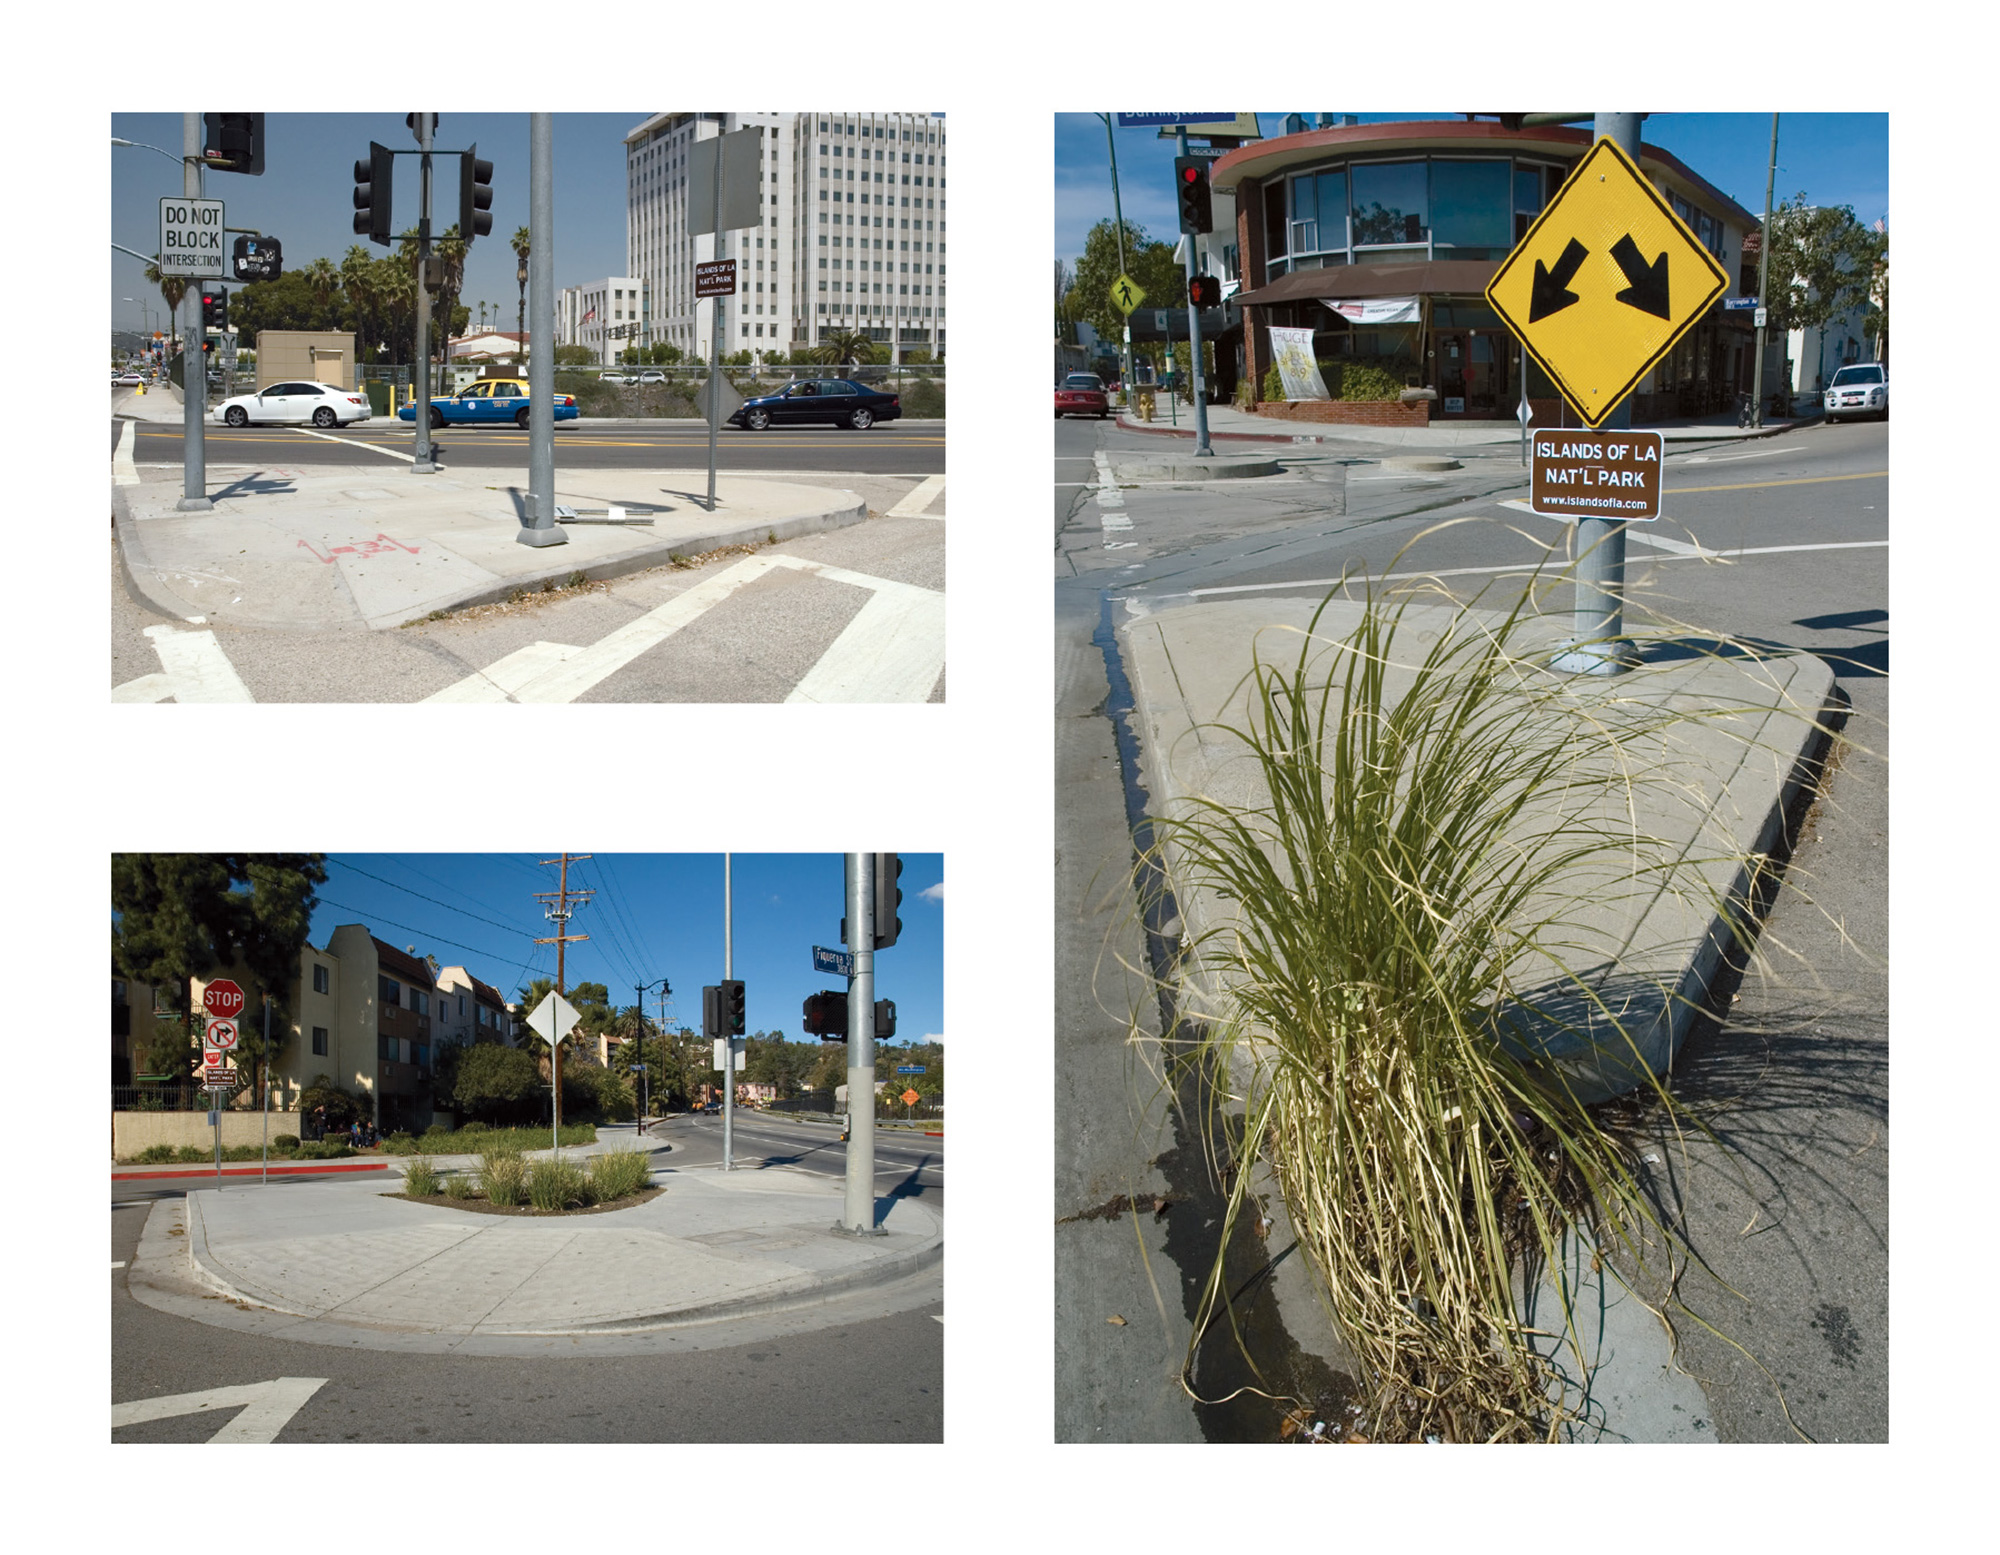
[111, 113, 646, 336]
[1054, 113, 1890, 268]
[303, 853, 944, 1048]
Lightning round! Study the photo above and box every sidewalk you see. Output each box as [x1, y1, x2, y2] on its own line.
[146, 1136, 940, 1339]
[113, 458, 870, 630]
[1112, 400, 1809, 447]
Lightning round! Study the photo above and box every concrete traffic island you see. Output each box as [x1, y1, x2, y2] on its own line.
[1108, 453, 1281, 483]
[1117, 593, 1839, 1101]
[160, 1161, 939, 1342]
[114, 464, 870, 631]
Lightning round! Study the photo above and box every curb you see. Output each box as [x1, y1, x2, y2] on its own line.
[1113, 412, 1809, 446]
[179, 1184, 942, 1337]
[113, 1160, 391, 1182]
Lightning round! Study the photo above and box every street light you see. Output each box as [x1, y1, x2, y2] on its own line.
[111, 136, 194, 169]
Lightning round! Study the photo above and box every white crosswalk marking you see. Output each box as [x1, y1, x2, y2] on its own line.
[783, 561, 945, 703]
[112, 1377, 328, 1443]
[113, 625, 255, 702]
[114, 421, 140, 486]
[887, 473, 946, 518]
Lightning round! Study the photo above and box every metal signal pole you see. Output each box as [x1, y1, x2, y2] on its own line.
[841, 854, 880, 1235]
[1751, 114, 1779, 429]
[1177, 124, 1213, 457]
[178, 114, 213, 512]
[722, 852, 734, 1171]
[413, 113, 437, 474]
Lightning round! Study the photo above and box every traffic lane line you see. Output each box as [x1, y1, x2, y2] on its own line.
[1659, 469, 1887, 496]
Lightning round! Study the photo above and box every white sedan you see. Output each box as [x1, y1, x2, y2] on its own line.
[211, 380, 371, 429]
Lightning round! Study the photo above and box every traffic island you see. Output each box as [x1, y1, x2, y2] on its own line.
[1108, 453, 1281, 483]
[113, 464, 870, 631]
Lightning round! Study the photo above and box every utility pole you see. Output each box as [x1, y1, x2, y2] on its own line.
[1099, 115, 1135, 406]
[517, 113, 565, 546]
[1751, 114, 1780, 429]
[533, 853, 593, 1136]
[841, 854, 878, 1235]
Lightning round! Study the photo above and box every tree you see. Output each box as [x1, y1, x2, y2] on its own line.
[510, 226, 532, 363]
[112, 854, 328, 1104]
[1063, 217, 1183, 357]
[812, 330, 876, 366]
[142, 261, 189, 355]
[554, 344, 598, 366]
[453, 1043, 545, 1125]
[226, 269, 347, 342]
[1762, 195, 1890, 386]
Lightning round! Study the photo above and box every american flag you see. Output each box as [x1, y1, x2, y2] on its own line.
[583, 306, 597, 323]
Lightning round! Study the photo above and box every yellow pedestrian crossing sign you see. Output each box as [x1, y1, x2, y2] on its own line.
[1110, 273, 1147, 315]
[1486, 136, 1729, 428]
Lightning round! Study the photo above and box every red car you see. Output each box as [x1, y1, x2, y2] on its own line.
[1055, 372, 1110, 419]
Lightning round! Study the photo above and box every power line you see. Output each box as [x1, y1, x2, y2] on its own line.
[313, 895, 541, 982]
[326, 858, 535, 939]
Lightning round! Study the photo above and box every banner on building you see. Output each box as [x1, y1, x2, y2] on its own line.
[1268, 326, 1330, 401]
[1321, 296, 1421, 324]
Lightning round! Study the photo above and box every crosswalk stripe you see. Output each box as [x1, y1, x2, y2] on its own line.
[112, 626, 255, 703]
[113, 1377, 328, 1443]
[422, 641, 585, 702]
[785, 572, 945, 703]
[887, 473, 947, 518]
[114, 422, 140, 486]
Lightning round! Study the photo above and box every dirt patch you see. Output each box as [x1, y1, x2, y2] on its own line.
[382, 1185, 665, 1217]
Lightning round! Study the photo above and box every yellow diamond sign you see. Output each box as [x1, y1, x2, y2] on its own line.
[1486, 136, 1729, 428]
[1110, 273, 1147, 315]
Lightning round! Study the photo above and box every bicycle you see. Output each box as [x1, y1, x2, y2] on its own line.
[1736, 391, 1756, 429]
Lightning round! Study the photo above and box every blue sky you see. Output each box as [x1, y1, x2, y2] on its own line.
[306, 854, 944, 1048]
[111, 113, 644, 335]
[1054, 113, 1889, 267]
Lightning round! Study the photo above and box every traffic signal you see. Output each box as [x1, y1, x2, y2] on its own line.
[232, 234, 283, 282]
[702, 984, 721, 1040]
[461, 146, 494, 241]
[803, 990, 848, 1040]
[202, 113, 264, 176]
[721, 979, 746, 1036]
[201, 286, 227, 331]
[1174, 156, 1213, 235]
[873, 853, 903, 950]
[353, 142, 394, 246]
[875, 999, 897, 1040]
[1188, 275, 1221, 309]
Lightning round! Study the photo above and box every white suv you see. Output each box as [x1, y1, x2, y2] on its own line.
[1823, 363, 1887, 423]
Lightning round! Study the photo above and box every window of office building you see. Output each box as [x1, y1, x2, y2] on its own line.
[1429, 160, 1511, 254]
[312, 1027, 328, 1056]
[1351, 161, 1429, 247]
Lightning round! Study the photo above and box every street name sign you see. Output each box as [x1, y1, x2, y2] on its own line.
[203, 1018, 239, 1051]
[203, 980, 246, 1021]
[1116, 114, 1233, 128]
[1486, 137, 1728, 429]
[896, 1065, 924, 1075]
[1110, 273, 1146, 315]
[813, 945, 855, 977]
[695, 259, 737, 298]
[1530, 430, 1663, 522]
[159, 197, 227, 278]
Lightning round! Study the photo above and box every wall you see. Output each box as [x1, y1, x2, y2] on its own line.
[1252, 398, 1431, 427]
[253, 331, 359, 391]
[114, 1108, 303, 1158]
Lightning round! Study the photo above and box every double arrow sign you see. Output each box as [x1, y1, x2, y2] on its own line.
[1529, 234, 1671, 323]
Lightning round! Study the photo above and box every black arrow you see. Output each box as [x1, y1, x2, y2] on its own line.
[1611, 233, 1671, 319]
[1529, 237, 1589, 322]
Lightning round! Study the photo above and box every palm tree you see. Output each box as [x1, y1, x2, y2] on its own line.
[510, 226, 531, 367]
[142, 261, 189, 377]
[813, 330, 877, 367]
[304, 255, 340, 326]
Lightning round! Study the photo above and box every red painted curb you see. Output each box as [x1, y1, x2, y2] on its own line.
[111, 1160, 391, 1181]
[1115, 416, 1299, 444]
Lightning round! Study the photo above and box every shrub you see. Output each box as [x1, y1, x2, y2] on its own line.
[527, 1157, 592, 1212]
[444, 1171, 478, 1199]
[588, 1148, 653, 1202]
[273, 1134, 300, 1151]
[175, 1145, 206, 1163]
[454, 1044, 547, 1126]
[899, 378, 945, 418]
[402, 1157, 441, 1197]
[480, 1151, 527, 1206]
[299, 1076, 365, 1131]
[379, 1132, 420, 1156]
[293, 1141, 354, 1161]
[133, 1143, 178, 1164]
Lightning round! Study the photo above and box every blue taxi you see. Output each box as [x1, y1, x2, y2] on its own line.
[398, 377, 580, 429]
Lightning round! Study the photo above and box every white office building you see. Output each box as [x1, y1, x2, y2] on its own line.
[623, 111, 946, 361]
[555, 277, 649, 364]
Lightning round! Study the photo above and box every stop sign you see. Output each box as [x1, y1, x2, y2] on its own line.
[203, 979, 246, 1021]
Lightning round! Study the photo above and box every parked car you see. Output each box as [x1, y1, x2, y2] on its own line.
[636, 369, 669, 384]
[397, 376, 580, 428]
[211, 380, 371, 428]
[113, 371, 144, 386]
[1055, 371, 1110, 419]
[1822, 363, 1887, 423]
[601, 370, 632, 384]
[727, 377, 901, 431]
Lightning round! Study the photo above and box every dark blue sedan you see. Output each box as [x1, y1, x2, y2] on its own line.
[727, 378, 901, 431]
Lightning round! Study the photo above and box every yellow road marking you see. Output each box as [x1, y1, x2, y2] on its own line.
[1667, 470, 1888, 496]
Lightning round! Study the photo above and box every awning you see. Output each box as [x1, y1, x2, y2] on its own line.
[1234, 259, 1501, 308]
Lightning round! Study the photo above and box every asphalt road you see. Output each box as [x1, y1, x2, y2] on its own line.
[120, 417, 945, 477]
[1055, 416, 1889, 1443]
[111, 1116, 944, 1443]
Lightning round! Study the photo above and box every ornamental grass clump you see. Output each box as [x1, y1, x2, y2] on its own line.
[1150, 574, 1803, 1443]
[588, 1148, 653, 1202]
[401, 1156, 440, 1197]
[526, 1156, 592, 1212]
[479, 1149, 527, 1207]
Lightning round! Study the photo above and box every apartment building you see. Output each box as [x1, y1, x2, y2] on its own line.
[622, 111, 946, 360]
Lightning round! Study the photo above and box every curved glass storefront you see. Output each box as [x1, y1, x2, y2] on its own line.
[1264, 154, 1571, 280]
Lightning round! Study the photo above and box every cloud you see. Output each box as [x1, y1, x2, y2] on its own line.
[924, 1033, 943, 1045]
[919, 881, 944, 903]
